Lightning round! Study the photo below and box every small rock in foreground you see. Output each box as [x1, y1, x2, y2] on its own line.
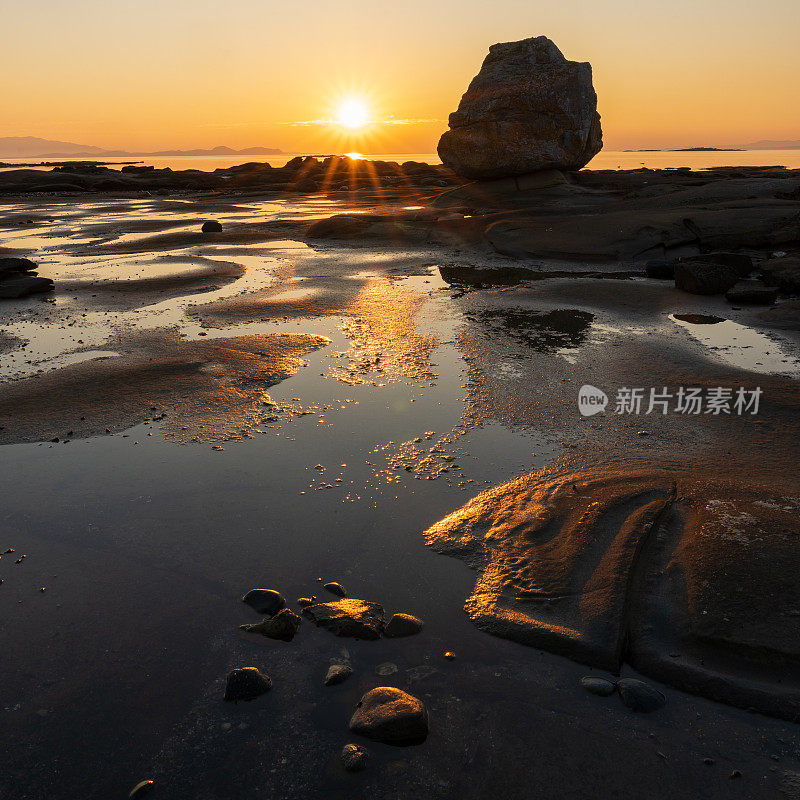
[384, 612, 423, 638]
[240, 608, 301, 641]
[325, 663, 353, 686]
[349, 687, 429, 745]
[617, 678, 666, 713]
[303, 598, 384, 639]
[224, 667, 272, 702]
[341, 743, 369, 772]
[202, 220, 223, 233]
[129, 778, 155, 798]
[242, 588, 286, 616]
[580, 676, 617, 697]
[323, 581, 347, 597]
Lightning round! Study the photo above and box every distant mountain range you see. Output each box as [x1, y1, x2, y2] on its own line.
[0, 137, 284, 159]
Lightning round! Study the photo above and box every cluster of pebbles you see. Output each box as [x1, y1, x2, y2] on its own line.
[232, 581, 427, 770]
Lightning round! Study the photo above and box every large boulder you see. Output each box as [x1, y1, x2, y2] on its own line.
[437, 36, 602, 179]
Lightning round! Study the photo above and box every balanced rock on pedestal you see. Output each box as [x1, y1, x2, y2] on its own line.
[438, 36, 602, 179]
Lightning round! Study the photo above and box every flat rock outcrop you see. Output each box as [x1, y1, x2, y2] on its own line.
[302, 598, 385, 639]
[438, 36, 602, 179]
[425, 467, 800, 720]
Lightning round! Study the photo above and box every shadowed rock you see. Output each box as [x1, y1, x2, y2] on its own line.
[616, 678, 665, 713]
[224, 667, 272, 702]
[384, 613, 424, 638]
[580, 676, 616, 697]
[302, 598, 384, 639]
[0, 274, 54, 299]
[325, 664, 353, 686]
[760, 256, 800, 293]
[242, 588, 286, 616]
[725, 280, 779, 304]
[349, 687, 428, 745]
[340, 743, 369, 772]
[240, 608, 301, 642]
[438, 36, 602, 179]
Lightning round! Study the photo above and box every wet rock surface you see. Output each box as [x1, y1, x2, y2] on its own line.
[302, 598, 385, 640]
[340, 743, 369, 772]
[224, 667, 272, 702]
[426, 468, 800, 720]
[323, 581, 346, 597]
[128, 779, 155, 798]
[616, 678, 666, 713]
[384, 613, 424, 638]
[242, 588, 286, 616]
[580, 676, 617, 697]
[349, 687, 429, 745]
[324, 664, 353, 686]
[438, 36, 602, 178]
[240, 608, 301, 642]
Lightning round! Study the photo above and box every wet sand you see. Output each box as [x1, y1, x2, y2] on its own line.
[1, 169, 800, 799]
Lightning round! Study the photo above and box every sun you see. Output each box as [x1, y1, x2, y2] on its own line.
[335, 97, 369, 129]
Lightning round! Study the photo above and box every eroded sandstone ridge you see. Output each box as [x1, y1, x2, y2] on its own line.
[438, 36, 603, 179]
[425, 467, 800, 720]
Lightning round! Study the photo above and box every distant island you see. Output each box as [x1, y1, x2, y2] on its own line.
[625, 140, 800, 152]
[624, 147, 744, 152]
[0, 136, 283, 159]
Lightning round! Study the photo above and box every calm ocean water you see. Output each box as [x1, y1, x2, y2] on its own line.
[2, 150, 800, 172]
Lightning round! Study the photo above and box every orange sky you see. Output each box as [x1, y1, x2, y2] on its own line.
[2, 0, 799, 153]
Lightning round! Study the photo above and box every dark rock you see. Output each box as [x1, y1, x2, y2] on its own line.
[242, 588, 285, 616]
[306, 214, 375, 239]
[224, 666, 272, 702]
[323, 581, 346, 597]
[201, 220, 223, 233]
[680, 252, 753, 278]
[580, 676, 617, 697]
[0, 256, 38, 278]
[616, 678, 666, 713]
[438, 36, 602, 179]
[129, 779, 155, 798]
[674, 262, 739, 295]
[297, 596, 316, 607]
[725, 280, 779, 305]
[384, 613, 424, 638]
[0, 275, 54, 299]
[302, 598, 384, 639]
[240, 608, 301, 641]
[340, 743, 369, 772]
[325, 663, 353, 686]
[760, 256, 800, 293]
[645, 260, 675, 280]
[349, 687, 429, 745]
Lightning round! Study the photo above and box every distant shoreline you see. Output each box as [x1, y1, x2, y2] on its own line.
[624, 147, 745, 152]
